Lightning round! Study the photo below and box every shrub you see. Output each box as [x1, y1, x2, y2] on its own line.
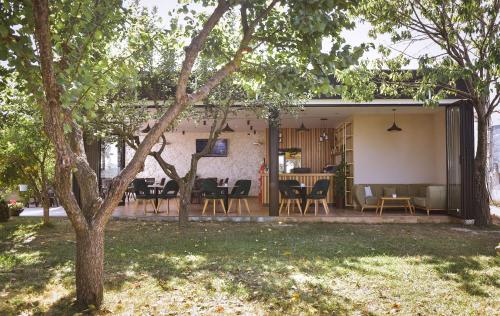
[8, 202, 24, 216]
[0, 198, 10, 222]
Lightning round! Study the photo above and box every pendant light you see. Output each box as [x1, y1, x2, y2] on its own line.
[222, 123, 234, 132]
[387, 109, 402, 132]
[141, 123, 151, 133]
[297, 122, 309, 132]
[319, 118, 328, 142]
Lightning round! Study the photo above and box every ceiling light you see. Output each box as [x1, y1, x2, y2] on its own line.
[297, 122, 309, 132]
[222, 123, 234, 132]
[141, 124, 151, 133]
[387, 109, 402, 132]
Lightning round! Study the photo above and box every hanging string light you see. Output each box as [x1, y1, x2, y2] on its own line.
[319, 118, 328, 142]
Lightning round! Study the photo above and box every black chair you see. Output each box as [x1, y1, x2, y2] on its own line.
[158, 180, 179, 214]
[133, 178, 157, 214]
[191, 177, 203, 204]
[218, 178, 224, 186]
[304, 179, 330, 216]
[224, 178, 229, 184]
[159, 178, 166, 186]
[278, 180, 303, 215]
[201, 178, 226, 215]
[228, 180, 251, 214]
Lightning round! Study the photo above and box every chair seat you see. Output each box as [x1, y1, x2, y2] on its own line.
[365, 196, 379, 205]
[136, 195, 155, 200]
[160, 193, 177, 198]
[205, 194, 224, 199]
[307, 194, 326, 200]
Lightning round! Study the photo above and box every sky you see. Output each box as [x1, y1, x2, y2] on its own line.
[138, 1, 499, 125]
[138, 0, 443, 68]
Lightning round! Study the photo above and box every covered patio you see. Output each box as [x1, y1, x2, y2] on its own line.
[89, 97, 475, 223]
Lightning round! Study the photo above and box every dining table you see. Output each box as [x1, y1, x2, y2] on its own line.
[217, 185, 238, 211]
[148, 184, 164, 213]
[289, 185, 314, 211]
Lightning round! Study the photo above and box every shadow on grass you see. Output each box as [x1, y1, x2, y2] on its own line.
[1, 219, 498, 314]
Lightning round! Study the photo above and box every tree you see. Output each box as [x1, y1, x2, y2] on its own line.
[2, 0, 365, 309]
[337, 0, 499, 225]
[0, 78, 55, 225]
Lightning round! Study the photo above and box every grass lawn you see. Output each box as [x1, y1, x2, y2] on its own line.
[0, 218, 499, 315]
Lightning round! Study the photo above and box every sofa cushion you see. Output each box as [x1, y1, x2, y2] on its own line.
[396, 185, 409, 197]
[365, 196, 379, 205]
[413, 197, 427, 207]
[383, 187, 396, 197]
[408, 184, 427, 197]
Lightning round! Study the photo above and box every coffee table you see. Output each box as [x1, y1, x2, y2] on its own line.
[376, 197, 415, 216]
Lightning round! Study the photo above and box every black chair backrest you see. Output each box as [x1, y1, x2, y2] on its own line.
[278, 180, 297, 199]
[230, 180, 251, 197]
[145, 178, 155, 185]
[309, 179, 330, 198]
[224, 178, 229, 184]
[133, 178, 149, 196]
[201, 178, 219, 197]
[161, 180, 179, 196]
[284, 179, 300, 187]
[160, 178, 166, 185]
[218, 178, 224, 186]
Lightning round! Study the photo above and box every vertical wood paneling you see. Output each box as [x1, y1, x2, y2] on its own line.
[264, 128, 335, 172]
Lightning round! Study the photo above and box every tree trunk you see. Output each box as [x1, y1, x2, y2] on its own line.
[473, 115, 491, 226]
[178, 184, 191, 227]
[75, 227, 105, 309]
[41, 196, 50, 225]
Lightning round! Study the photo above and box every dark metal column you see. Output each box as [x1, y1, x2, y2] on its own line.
[459, 101, 474, 220]
[268, 110, 280, 216]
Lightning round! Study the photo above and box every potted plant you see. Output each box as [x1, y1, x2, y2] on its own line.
[335, 154, 346, 208]
[8, 201, 24, 216]
[0, 198, 10, 222]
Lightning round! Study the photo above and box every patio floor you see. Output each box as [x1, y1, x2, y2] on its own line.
[114, 197, 460, 224]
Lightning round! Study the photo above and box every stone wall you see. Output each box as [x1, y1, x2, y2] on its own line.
[125, 131, 265, 196]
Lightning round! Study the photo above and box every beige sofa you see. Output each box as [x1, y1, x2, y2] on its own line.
[353, 184, 447, 215]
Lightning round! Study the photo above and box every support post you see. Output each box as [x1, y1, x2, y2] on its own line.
[268, 109, 280, 216]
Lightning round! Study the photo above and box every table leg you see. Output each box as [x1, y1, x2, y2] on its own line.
[155, 188, 159, 213]
[406, 200, 414, 215]
[379, 199, 385, 216]
[224, 188, 229, 210]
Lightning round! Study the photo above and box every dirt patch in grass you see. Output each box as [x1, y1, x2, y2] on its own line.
[1, 218, 499, 315]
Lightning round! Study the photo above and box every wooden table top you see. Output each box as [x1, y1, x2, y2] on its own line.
[379, 196, 411, 200]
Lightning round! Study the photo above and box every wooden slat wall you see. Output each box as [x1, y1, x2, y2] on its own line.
[261, 173, 335, 204]
[264, 128, 335, 173]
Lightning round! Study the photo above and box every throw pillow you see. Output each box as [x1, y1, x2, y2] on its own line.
[364, 186, 373, 197]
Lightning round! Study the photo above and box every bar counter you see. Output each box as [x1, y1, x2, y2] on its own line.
[260, 173, 336, 205]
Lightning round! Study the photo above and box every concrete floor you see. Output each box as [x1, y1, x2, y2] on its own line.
[16, 197, 461, 224]
[114, 197, 459, 224]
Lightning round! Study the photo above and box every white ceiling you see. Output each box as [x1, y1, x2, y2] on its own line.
[168, 105, 444, 132]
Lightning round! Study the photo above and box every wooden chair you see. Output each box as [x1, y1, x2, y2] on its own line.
[278, 181, 303, 215]
[201, 179, 226, 215]
[158, 180, 179, 214]
[228, 180, 251, 214]
[304, 179, 330, 216]
[133, 178, 156, 214]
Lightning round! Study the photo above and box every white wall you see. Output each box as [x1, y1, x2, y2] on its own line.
[353, 111, 446, 184]
[125, 132, 265, 196]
